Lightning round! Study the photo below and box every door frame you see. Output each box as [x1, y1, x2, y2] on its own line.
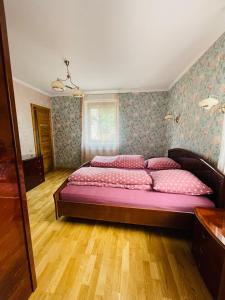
[31, 103, 54, 168]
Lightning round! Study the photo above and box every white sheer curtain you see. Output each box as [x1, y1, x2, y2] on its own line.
[81, 96, 119, 162]
[218, 115, 225, 173]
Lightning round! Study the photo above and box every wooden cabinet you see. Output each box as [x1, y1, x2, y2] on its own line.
[23, 155, 45, 191]
[192, 208, 225, 300]
[0, 0, 36, 299]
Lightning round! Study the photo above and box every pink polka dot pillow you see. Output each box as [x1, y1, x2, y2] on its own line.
[91, 155, 145, 169]
[146, 157, 181, 170]
[151, 169, 213, 195]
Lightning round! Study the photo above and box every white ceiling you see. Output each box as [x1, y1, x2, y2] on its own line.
[4, 0, 225, 95]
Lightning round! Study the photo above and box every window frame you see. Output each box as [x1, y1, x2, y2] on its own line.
[82, 98, 119, 150]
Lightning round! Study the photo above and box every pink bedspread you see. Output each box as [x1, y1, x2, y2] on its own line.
[68, 167, 152, 190]
[60, 186, 215, 213]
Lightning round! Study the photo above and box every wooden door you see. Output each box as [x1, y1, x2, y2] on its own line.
[0, 1, 36, 299]
[32, 104, 54, 173]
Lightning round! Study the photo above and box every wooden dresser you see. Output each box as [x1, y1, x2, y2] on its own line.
[22, 155, 45, 191]
[192, 208, 225, 300]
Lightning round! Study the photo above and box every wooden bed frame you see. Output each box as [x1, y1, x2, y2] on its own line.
[53, 148, 225, 230]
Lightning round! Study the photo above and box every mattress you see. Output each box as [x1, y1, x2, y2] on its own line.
[60, 185, 215, 213]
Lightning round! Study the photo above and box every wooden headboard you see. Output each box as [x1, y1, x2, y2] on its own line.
[168, 148, 225, 208]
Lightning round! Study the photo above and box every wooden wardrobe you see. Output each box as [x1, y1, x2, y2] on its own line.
[0, 1, 36, 299]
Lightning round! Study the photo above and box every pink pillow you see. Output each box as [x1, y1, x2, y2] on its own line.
[91, 155, 145, 169]
[151, 169, 213, 195]
[146, 157, 181, 170]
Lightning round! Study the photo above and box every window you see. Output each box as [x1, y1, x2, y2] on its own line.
[82, 98, 119, 161]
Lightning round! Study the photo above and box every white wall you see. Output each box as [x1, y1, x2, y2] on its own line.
[13, 80, 51, 156]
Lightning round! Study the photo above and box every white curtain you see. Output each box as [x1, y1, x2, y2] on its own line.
[81, 96, 119, 162]
[218, 115, 225, 173]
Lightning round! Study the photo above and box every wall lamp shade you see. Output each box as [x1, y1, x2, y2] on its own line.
[164, 114, 180, 123]
[198, 97, 219, 110]
[51, 80, 65, 92]
[164, 114, 174, 121]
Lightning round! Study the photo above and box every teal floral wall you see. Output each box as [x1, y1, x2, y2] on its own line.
[51, 96, 82, 168]
[168, 32, 225, 165]
[119, 92, 169, 158]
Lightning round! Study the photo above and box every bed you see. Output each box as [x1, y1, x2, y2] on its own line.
[54, 148, 225, 229]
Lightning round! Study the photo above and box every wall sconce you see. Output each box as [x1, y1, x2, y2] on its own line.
[164, 114, 180, 123]
[218, 105, 225, 113]
[198, 96, 225, 113]
[198, 97, 219, 110]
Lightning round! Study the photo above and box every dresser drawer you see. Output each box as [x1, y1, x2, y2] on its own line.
[22, 155, 45, 191]
[192, 219, 224, 298]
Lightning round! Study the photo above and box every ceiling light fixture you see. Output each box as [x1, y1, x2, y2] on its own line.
[51, 59, 84, 98]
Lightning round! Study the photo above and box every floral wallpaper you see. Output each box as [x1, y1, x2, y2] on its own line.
[51, 96, 82, 168]
[167, 32, 225, 165]
[119, 92, 169, 159]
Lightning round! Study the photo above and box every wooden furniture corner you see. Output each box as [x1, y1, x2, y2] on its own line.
[22, 154, 45, 191]
[192, 208, 225, 300]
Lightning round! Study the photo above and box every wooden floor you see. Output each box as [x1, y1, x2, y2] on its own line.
[28, 170, 212, 300]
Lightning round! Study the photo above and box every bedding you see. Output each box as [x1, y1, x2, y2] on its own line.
[54, 148, 223, 229]
[145, 157, 181, 170]
[91, 155, 145, 169]
[151, 169, 213, 195]
[68, 167, 152, 190]
[60, 185, 215, 213]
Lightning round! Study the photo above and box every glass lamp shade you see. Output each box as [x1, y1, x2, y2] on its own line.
[164, 114, 174, 120]
[198, 97, 219, 110]
[72, 88, 84, 98]
[51, 80, 65, 92]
